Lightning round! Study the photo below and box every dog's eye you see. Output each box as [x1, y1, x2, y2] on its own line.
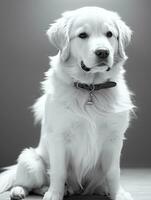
[78, 32, 89, 39]
[106, 31, 113, 38]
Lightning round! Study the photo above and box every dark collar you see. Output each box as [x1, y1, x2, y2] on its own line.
[74, 80, 117, 91]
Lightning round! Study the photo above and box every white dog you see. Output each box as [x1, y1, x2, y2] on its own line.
[0, 7, 135, 200]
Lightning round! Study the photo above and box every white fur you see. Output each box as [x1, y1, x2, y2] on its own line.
[0, 7, 135, 200]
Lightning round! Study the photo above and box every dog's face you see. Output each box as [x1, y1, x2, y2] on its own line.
[47, 7, 132, 81]
[69, 11, 118, 73]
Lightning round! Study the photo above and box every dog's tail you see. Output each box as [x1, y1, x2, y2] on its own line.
[0, 165, 17, 193]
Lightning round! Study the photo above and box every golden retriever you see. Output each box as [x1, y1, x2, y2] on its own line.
[0, 7, 135, 200]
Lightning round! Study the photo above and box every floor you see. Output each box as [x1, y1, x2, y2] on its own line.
[0, 169, 150, 200]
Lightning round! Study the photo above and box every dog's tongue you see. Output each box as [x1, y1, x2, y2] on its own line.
[91, 66, 110, 73]
[81, 61, 110, 73]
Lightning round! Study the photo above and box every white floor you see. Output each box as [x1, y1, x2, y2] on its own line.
[121, 169, 151, 200]
[0, 169, 151, 200]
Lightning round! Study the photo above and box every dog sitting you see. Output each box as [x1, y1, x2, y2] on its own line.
[0, 7, 135, 200]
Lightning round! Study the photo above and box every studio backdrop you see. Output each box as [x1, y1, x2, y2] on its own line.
[0, 0, 151, 168]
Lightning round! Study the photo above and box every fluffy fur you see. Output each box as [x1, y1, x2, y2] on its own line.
[0, 7, 135, 200]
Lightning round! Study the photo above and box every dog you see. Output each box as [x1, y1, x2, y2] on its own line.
[0, 7, 135, 200]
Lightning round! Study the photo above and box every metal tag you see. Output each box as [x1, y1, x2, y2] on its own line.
[87, 92, 94, 105]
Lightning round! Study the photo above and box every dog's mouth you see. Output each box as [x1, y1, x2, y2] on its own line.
[81, 61, 91, 72]
[80, 61, 110, 72]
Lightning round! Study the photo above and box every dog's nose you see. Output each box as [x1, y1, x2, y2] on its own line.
[95, 49, 109, 59]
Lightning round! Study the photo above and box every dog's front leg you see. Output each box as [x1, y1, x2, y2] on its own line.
[100, 137, 122, 199]
[101, 138, 133, 200]
[43, 99, 68, 200]
[43, 132, 66, 200]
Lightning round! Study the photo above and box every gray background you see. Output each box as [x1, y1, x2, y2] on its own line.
[0, 0, 150, 168]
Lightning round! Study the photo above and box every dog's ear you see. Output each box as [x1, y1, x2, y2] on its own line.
[115, 18, 132, 59]
[47, 14, 72, 61]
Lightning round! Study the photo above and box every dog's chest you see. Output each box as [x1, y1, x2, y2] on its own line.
[63, 116, 112, 182]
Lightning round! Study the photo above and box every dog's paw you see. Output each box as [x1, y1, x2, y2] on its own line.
[10, 186, 28, 200]
[116, 188, 133, 200]
[43, 189, 63, 200]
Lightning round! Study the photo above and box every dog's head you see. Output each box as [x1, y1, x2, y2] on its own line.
[47, 7, 132, 81]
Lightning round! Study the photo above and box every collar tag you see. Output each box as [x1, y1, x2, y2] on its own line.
[87, 92, 94, 105]
[87, 84, 95, 105]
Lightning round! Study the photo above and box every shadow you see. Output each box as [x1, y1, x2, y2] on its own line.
[0, 192, 111, 200]
[64, 194, 110, 200]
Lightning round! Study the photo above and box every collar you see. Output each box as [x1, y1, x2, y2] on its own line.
[74, 80, 117, 91]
